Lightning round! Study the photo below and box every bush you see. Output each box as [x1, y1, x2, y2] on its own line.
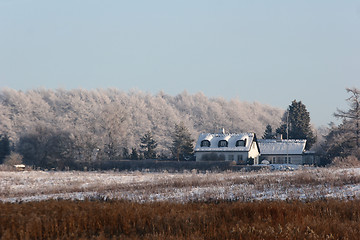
[4, 152, 23, 166]
[0, 164, 14, 171]
[331, 155, 360, 167]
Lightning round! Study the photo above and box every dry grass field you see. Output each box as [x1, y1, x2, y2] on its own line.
[1, 199, 360, 239]
[1, 166, 360, 203]
[1, 166, 360, 239]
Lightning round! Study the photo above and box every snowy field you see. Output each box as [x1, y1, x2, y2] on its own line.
[1, 166, 360, 203]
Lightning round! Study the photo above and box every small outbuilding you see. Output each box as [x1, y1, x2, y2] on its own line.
[14, 164, 26, 171]
[257, 139, 307, 165]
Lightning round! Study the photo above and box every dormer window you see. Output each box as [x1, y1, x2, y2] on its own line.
[218, 140, 228, 147]
[236, 139, 247, 147]
[201, 140, 211, 147]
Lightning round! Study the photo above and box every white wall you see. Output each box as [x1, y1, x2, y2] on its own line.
[249, 142, 260, 165]
[261, 155, 303, 164]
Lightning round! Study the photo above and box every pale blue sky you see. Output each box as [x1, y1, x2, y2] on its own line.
[1, 1, 359, 127]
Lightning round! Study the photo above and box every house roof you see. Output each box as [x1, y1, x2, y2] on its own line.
[194, 132, 256, 152]
[258, 139, 306, 155]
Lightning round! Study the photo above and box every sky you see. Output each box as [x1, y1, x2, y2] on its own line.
[0, 0, 359, 127]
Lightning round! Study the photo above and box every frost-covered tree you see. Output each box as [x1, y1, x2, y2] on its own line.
[324, 88, 360, 160]
[323, 122, 355, 160]
[96, 103, 128, 161]
[171, 122, 194, 161]
[334, 87, 360, 149]
[0, 88, 284, 162]
[140, 131, 157, 159]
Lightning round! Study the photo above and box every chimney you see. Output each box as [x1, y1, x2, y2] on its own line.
[276, 134, 283, 142]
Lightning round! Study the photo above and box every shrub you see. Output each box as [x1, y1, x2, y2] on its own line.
[331, 155, 360, 167]
[4, 152, 23, 166]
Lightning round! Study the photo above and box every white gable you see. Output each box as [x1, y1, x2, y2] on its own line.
[258, 139, 306, 155]
[194, 132, 256, 152]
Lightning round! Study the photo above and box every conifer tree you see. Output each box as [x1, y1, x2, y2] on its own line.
[276, 100, 316, 149]
[122, 147, 130, 159]
[262, 124, 275, 139]
[171, 122, 194, 161]
[130, 148, 139, 160]
[0, 134, 11, 164]
[140, 131, 157, 159]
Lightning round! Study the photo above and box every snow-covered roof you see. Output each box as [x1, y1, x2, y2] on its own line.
[194, 132, 256, 152]
[258, 139, 306, 155]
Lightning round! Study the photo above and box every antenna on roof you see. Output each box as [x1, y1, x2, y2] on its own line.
[286, 108, 289, 164]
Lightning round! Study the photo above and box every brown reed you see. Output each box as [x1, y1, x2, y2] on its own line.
[1, 199, 360, 239]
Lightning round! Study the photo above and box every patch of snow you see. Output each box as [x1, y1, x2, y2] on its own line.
[1, 167, 360, 203]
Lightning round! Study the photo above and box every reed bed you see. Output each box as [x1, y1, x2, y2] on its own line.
[1, 199, 360, 239]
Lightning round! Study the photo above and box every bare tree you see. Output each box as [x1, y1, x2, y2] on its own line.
[323, 88, 360, 162]
[334, 87, 360, 148]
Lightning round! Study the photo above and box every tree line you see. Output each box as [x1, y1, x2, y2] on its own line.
[1, 88, 358, 169]
[0, 88, 282, 169]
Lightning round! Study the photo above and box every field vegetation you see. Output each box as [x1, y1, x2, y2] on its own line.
[1, 199, 360, 239]
[1, 165, 360, 239]
[1, 166, 360, 203]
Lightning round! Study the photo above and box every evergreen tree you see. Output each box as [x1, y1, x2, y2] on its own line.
[262, 124, 275, 139]
[323, 122, 356, 160]
[276, 124, 288, 139]
[122, 147, 130, 159]
[276, 100, 316, 150]
[130, 148, 139, 160]
[123, 148, 130, 159]
[171, 122, 194, 161]
[140, 131, 157, 159]
[0, 134, 11, 164]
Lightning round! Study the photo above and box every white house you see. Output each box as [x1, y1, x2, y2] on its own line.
[194, 130, 260, 165]
[257, 139, 307, 165]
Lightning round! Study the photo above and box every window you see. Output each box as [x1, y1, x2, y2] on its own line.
[236, 139, 247, 147]
[218, 140, 228, 147]
[228, 155, 234, 161]
[200, 140, 211, 147]
[238, 155, 243, 161]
